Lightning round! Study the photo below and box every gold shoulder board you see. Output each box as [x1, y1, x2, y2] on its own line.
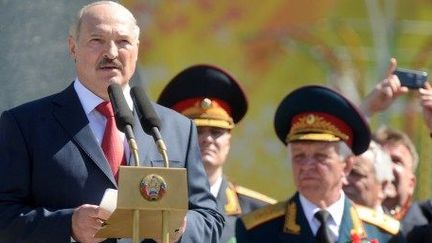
[225, 185, 242, 215]
[241, 201, 286, 230]
[354, 204, 400, 235]
[235, 185, 277, 204]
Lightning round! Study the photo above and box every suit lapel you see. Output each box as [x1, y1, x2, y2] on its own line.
[52, 84, 117, 186]
[216, 178, 228, 213]
[294, 193, 316, 243]
[279, 193, 316, 243]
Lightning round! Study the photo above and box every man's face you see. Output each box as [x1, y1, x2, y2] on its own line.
[68, 4, 139, 100]
[290, 141, 350, 205]
[343, 156, 381, 208]
[197, 126, 231, 171]
[382, 142, 416, 210]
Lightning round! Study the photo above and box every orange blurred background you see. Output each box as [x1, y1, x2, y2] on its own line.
[122, 0, 432, 200]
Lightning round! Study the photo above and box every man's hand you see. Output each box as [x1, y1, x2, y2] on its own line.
[360, 58, 409, 116]
[71, 204, 106, 243]
[420, 82, 432, 133]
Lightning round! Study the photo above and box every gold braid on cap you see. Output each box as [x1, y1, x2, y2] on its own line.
[174, 98, 234, 129]
[287, 113, 350, 142]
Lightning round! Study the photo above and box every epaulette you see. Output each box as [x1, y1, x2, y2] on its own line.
[235, 185, 277, 205]
[240, 201, 286, 230]
[354, 204, 400, 235]
[225, 185, 242, 215]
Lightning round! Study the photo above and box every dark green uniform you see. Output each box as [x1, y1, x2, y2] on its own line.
[217, 177, 276, 243]
[236, 193, 405, 243]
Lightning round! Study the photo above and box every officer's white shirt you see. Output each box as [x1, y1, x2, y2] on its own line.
[299, 191, 346, 243]
[210, 175, 223, 198]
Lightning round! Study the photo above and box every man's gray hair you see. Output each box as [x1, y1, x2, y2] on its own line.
[287, 141, 353, 163]
[69, 1, 140, 40]
[361, 140, 394, 183]
[337, 141, 353, 161]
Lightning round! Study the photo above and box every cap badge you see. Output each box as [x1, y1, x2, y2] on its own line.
[139, 174, 167, 201]
[306, 114, 315, 125]
[200, 98, 212, 110]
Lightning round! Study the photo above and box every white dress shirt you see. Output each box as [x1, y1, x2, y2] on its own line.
[73, 79, 134, 163]
[299, 191, 346, 242]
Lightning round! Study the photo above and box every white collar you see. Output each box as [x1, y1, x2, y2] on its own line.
[299, 191, 345, 228]
[210, 176, 223, 198]
[73, 78, 134, 113]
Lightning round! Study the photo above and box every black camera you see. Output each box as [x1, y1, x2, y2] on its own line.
[393, 68, 428, 89]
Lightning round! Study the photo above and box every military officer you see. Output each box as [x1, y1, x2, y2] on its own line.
[236, 85, 405, 243]
[158, 64, 276, 243]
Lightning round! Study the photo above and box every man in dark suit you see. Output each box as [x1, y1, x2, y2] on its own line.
[157, 64, 276, 243]
[0, 2, 223, 242]
[236, 85, 404, 242]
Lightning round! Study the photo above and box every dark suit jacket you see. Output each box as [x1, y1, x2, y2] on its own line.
[404, 200, 432, 242]
[236, 192, 405, 243]
[0, 84, 224, 243]
[216, 177, 271, 243]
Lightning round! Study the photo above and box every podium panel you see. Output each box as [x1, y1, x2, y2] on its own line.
[118, 167, 188, 210]
[96, 166, 188, 239]
[97, 209, 187, 238]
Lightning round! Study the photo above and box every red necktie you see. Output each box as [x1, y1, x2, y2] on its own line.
[96, 101, 125, 181]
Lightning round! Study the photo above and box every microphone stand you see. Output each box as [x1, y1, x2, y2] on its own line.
[126, 125, 140, 167]
[128, 125, 170, 243]
[151, 127, 170, 243]
[101, 85, 185, 243]
[124, 124, 140, 243]
[151, 127, 169, 168]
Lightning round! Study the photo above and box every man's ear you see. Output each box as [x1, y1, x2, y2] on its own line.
[68, 36, 77, 60]
[342, 155, 355, 186]
[344, 155, 355, 176]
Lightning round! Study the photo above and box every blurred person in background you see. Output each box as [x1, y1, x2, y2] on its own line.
[158, 64, 276, 243]
[343, 140, 396, 212]
[374, 128, 419, 220]
[236, 85, 404, 243]
[360, 57, 432, 237]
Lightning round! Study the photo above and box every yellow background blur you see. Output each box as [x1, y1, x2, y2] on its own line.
[122, 0, 432, 201]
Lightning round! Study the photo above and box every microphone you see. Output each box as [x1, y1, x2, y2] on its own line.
[107, 83, 140, 166]
[130, 86, 169, 168]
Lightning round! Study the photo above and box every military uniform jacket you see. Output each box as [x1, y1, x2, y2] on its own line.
[236, 192, 405, 243]
[217, 177, 276, 243]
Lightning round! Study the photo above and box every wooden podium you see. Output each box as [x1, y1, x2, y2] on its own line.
[96, 166, 188, 242]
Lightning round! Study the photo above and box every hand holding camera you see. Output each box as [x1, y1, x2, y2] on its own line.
[360, 58, 409, 116]
[360, 57, 432, 133]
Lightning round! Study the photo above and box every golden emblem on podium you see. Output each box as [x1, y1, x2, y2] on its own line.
[140, 174, 167, 201]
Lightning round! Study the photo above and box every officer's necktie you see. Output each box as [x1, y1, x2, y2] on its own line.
[96, 101, 125, 181]
[315, 210, 332, 243]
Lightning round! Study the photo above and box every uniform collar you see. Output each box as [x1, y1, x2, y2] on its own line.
[299, 191, 345, 241]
